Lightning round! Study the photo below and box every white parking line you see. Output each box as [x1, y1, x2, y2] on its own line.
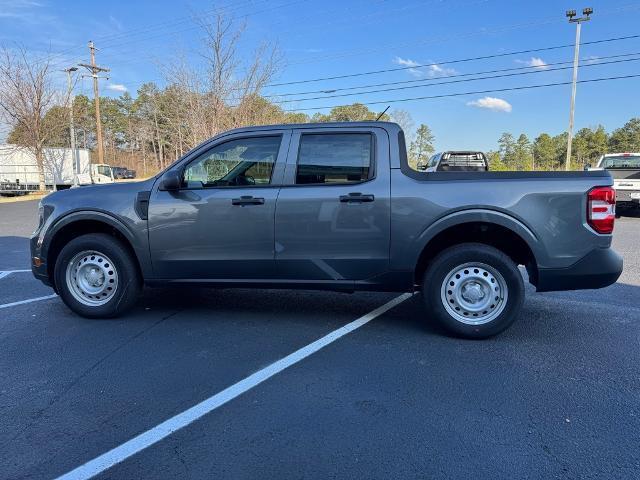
[0, 294, 58, 309]
[55, 292, 413, 480]
[0, 269, 31, 280]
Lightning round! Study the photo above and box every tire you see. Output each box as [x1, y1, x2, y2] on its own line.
[54, 233, 141, 318]
[422, 243, 524, 339]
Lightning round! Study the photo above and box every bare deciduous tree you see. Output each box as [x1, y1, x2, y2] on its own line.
[0, 46, 59, 191]
[160, 11, 283, 154]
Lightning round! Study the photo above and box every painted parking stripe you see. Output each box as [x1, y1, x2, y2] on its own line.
[0, 294, 58, 309]
[0, 269, 31, 280]
[55, 292, 413, 480]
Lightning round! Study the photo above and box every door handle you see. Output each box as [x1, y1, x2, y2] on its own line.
[339, 192, 375, 203]
[232, 195, 265, 206]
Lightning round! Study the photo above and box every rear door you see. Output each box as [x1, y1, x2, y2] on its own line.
[274, 127, 391, 282]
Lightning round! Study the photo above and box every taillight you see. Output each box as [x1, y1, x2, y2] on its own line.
[587, 186, 616, 234]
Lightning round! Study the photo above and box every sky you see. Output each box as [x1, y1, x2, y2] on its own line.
[0, 0, 639, 151]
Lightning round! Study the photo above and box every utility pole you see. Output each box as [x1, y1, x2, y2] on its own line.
[79, 41, 109, 165]
[63, 67, 79, 183]
[565, 7, 593, 171]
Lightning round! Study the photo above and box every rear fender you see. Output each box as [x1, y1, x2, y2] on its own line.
[413, 208, 543, 266]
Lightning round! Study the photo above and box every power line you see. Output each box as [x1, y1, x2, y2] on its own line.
[46, 0, 273, 66]
[283, 2, 640, 68]
[96, 0, 309, 51]
[281, 73, 640, 111]
[272, 55, 640, 104]
[101, 50, 640, 108]
[116, 34, 640, 96]
[92, 0, 265, 44]
[43, 2, 640, 73]
[267, 33, 640, 87]
[264, 51, 640, 98]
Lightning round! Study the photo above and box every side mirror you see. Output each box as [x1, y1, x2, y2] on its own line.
[584, 163, 592, 171]
[160, 170, 182, 190]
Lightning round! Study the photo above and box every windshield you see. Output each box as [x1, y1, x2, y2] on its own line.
[600, 155, 640, 169]
[97, 165, 112, 176]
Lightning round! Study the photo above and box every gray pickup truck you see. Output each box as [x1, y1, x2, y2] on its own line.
[31, 122, 622, 338]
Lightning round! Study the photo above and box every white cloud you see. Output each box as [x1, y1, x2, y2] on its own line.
[467, 96, 512, 113]
[107, 83, 128, 93]
[427, 63, 456, 77]
[394, 56, 422, 77]
[394, 56, 420, 68]
[393, 57, 457, 78]
[516, 57, 549, 70]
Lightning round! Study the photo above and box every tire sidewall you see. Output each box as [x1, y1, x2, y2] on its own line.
[54, 233, 140, 318]
[423, 244, 524, 339]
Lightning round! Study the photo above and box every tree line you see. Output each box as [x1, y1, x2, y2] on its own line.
[487, 118, 640, 171]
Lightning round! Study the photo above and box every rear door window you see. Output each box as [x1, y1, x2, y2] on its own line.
[295, 133, 373, 185]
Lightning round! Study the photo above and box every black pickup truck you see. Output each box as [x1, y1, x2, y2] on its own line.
[417, 151, 488, 172]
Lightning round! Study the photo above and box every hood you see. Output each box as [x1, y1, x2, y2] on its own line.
[42, 177, 157, 214]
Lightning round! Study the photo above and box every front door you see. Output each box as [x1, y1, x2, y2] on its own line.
[274, 128, 391, 282]
[148, 131, 290, 279]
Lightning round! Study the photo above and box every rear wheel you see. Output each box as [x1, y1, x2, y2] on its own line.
[54, 233, 141, 318]
[422, 243, 524, 339]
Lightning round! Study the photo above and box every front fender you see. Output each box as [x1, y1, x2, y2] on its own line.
[37, 209, 152, 280]
[44, 209, 138, 251]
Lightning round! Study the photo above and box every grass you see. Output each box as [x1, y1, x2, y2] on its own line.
[0, 191, 49, 204]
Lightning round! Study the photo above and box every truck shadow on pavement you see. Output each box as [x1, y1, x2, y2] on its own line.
[126, 279, 640, 341]
[369, 280, 640, 344]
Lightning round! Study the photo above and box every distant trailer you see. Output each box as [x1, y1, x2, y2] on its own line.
[0, 145, 91, 193]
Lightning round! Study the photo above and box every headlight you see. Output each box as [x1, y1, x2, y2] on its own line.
[33, 201, 53, 236]
[35, 202, 45, 232]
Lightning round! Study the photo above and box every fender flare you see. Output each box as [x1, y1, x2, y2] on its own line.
[42, 209, 141, 268]
[413, 208, 543, 266]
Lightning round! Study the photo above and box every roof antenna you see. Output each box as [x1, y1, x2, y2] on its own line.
[376, 106, 390, 121]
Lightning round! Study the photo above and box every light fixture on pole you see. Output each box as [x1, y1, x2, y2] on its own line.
[565, 7, 593, 171]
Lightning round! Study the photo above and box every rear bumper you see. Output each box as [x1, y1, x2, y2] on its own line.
[616, 189, 640, 204]
[535, 247, 623, 292]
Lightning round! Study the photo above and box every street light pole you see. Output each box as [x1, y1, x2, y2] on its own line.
[63, 67, 79, 183]
[565, 7, 593, 171]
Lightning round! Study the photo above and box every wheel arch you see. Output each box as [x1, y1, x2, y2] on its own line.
[413, 209, 540, 286]
[44, 211, 143, 288]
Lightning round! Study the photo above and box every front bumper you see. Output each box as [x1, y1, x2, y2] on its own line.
[534, 247, 623, 292]
[30, 235, 53, 287]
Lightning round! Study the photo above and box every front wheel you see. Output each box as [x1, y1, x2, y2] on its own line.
[54, 233, 141, 318]
[422, 243, 524, 339]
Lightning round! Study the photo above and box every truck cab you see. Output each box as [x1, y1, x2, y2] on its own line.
[76, 164, 115, 186]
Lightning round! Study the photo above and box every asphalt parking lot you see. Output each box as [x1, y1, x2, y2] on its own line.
[1, 199, 639, 480]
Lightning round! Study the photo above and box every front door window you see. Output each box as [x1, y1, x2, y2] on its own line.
[183, 136, 281, 188]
